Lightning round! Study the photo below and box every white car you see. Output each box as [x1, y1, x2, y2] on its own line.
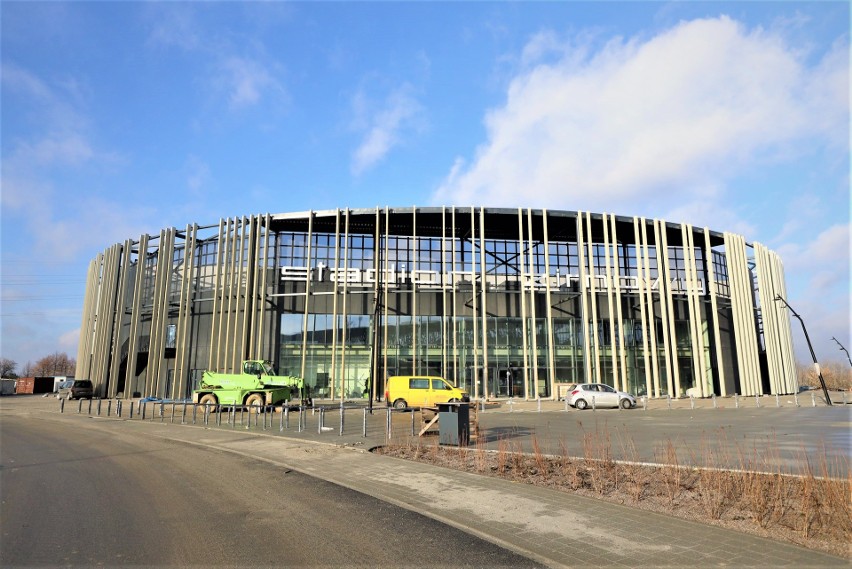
[567, 383, 636, 410]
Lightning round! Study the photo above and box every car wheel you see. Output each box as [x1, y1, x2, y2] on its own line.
[448, 398, 459, 403]
[393, 399, 407, 410]
[199, 393, 218, 412]
[575, 398, 588, 410]
[245, 393, 265, 413]
[620, 398, 632, 409]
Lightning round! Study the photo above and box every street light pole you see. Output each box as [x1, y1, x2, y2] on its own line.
[775, 295, 832, 406]
[831, 337, 852, 368]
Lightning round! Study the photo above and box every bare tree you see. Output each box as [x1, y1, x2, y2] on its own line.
[32, 352, 76, 376]
[20, 361, 33, 377]
[0, 358, 17, 378]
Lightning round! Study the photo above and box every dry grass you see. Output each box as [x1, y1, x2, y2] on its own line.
[376, 425, 851, 559]
[798, 360, 851, 391]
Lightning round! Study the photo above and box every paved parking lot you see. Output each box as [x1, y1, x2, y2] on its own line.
[41, 390, 852, 475]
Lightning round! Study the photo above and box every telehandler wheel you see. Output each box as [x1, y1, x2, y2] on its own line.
[245, 393, 265, 413]
[199, 393, 219, 413]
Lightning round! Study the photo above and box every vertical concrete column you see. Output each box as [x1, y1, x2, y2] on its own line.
[526, 209, 539, 396]
[209, 219, 225, 370]
[725, 232, 761, 396]
[126, 234, 148, 397]
[339, 210, 350, 391]
[517, 208, 530, 400]
[175, 224, 197, 398]
[441, 207, 449, 380]
[329, 210, 342, 398]
[576, 213, 591, 385]
[478, 207, 488, 397]
[584, 213, 601, 384]
[656, 220, 680, 397]
[107, 239, 134, 397]
[632, 218, 652, 398]
[703, 228, 727, 396]
[299, 212, 314, 381]
[541, 209, 556, 397]
[258, 214, 272, 359]
[601, 213, 619, 389]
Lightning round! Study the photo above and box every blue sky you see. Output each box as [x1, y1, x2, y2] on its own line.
[1, 1, 849, 371]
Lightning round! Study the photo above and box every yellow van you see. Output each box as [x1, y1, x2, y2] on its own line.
[385, 376, 469, 409]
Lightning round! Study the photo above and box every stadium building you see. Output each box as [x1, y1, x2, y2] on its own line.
[76, 207, 797, 401]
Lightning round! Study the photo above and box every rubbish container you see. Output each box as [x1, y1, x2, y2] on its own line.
[437, 402, 469, 446]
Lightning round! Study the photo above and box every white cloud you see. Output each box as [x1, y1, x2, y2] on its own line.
[350, 83, 424, 176]
[432, 16, 848, 227]
[775, 223, 851, 361]
[145, 4, 201, 51]
[218, 56, 286, 110]
[59, 328, 80, 353]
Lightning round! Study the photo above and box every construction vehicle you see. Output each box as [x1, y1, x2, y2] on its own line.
[192, 360, 311, 410]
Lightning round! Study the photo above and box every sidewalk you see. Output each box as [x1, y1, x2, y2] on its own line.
[118, 416, 847, 569]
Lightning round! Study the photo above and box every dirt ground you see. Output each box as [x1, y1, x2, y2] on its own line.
[376, 436, 851, 559]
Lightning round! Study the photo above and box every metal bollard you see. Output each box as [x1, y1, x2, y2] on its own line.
[142, 402, 147, 420]
[508, 399, 514, 413]
[564, 397, 569, 412]
[712, 394, 717, 409]
[182, 403, 187, 424]
[734, 394, 739, 409]
[411, 410, 415, 436]
[203, 404, 209, 425]
[171, 402, 176, 423]
[537, 397, 541, 413]
[78, 399, 83, 413]
[811, 392, 816, 407]
[794, 392, 800, 407]
[318, 408, 323, 434]
[690, 395, 694, 410]
[666, 395, 671, 410]
[192, 404, 197, 424]
[775, 394, 780, 408]
[340, 405, 346, 436]
[88, 399, 93, 415]
[216, 406, 222, 426]
[60, 398, 65, 413]
[363, 408, 368, 437]
[128, 401, 133, 419]
[386, 407, 392, 439]
[107, 400, 112, 416]
[97, 399, 102, 416]
[160, 402, 165, 422]
[298, 407, 303, 433]
[755, 394, 760, 408]
[480, 398, 485, 412]
[592, 395, 596, 411]
[642, 396, 647, 411]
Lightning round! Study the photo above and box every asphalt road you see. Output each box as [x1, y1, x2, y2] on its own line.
[0, 413, 540, 567]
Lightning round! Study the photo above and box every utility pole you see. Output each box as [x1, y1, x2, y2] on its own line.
[775, 295, 832, 406]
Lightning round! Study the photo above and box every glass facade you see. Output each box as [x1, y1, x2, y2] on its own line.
[76, 208, 798, 402]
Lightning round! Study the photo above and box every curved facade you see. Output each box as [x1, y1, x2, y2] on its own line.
[76, 207, 797, 401]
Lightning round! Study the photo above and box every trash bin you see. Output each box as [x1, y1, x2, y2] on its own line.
[437, 402, 469, 446]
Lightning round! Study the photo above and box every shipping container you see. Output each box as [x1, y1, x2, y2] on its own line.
[15, 376, 55, 395]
